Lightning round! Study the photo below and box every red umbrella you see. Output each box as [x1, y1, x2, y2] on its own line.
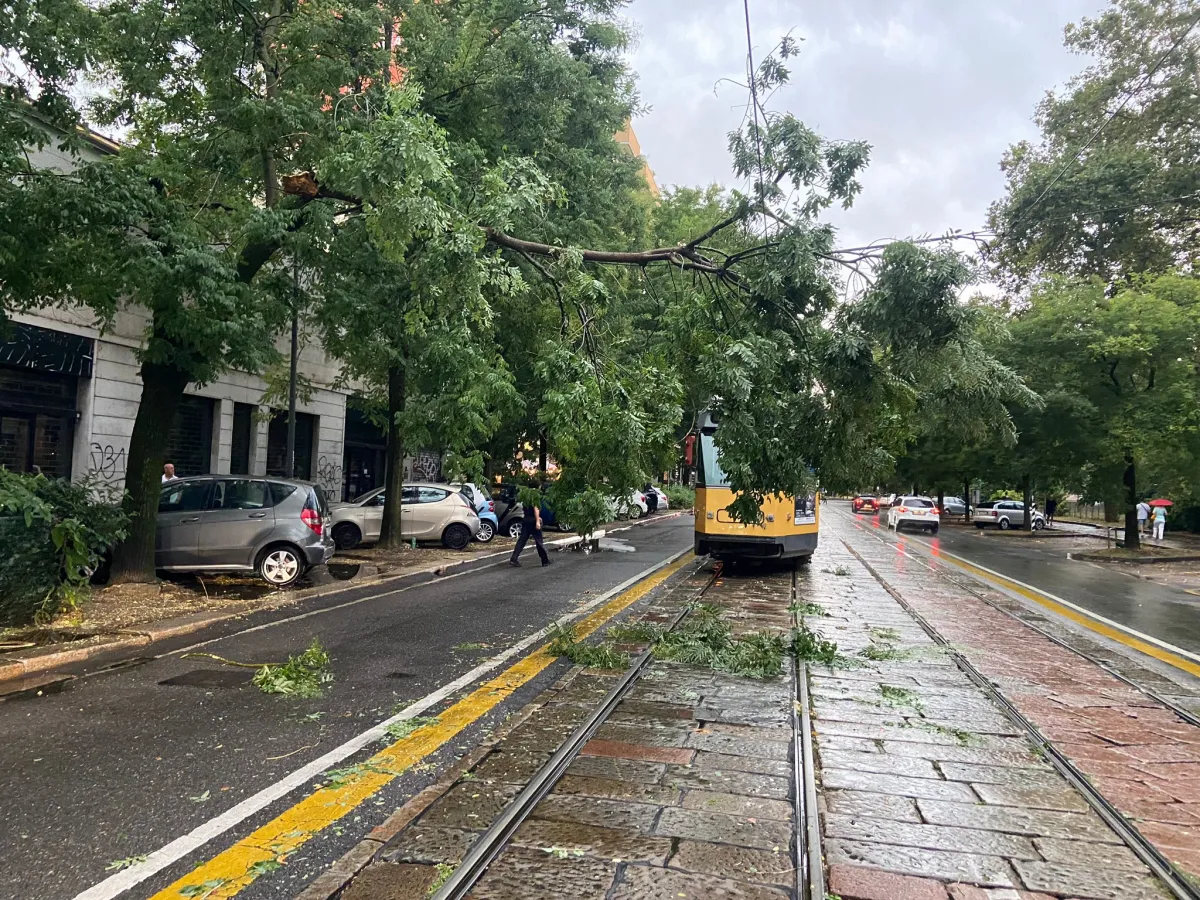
[1148, 499, 1174, 507]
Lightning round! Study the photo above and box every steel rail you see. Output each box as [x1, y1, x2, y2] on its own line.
[790, 566, 825, 900]
[844, 539, 1200, 900]
[431, 564, 719, 900]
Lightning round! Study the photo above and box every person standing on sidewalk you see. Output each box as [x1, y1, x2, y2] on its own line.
[1045, 497, 1057, 526]
[1152, 504, 1167, 542]
[1137, 499, 1151, 536]
[509, 499, 550, 567]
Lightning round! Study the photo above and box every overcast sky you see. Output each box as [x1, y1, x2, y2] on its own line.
[623, 0, 1107, 250]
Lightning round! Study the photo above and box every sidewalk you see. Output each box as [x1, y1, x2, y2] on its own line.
[823, 512, 1200, 894]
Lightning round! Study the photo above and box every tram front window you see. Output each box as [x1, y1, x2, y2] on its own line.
[698, 434, 729, 488]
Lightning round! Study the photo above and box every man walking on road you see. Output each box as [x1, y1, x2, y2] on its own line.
[509, 499, 550, 567]
[1137, 499, 1151, 536]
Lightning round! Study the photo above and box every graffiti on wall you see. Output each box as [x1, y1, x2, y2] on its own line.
[87, 443, 126, 484]
[407, 451, 441, 482]
[316, 454, 342, 497]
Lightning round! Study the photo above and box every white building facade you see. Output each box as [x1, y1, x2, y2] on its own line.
[1, 125, 437, 501]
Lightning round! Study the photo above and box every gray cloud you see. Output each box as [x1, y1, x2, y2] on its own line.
[624, 0, 1107, 249]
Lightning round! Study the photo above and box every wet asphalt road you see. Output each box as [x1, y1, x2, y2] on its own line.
[0, 515, 693, 900]
[842, 505, 1200, 659]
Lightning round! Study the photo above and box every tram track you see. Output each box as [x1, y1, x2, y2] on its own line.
[427, 559, 829, 900]
[790, 566, 825, 900]
[846, 513, 1200, 730]
[429, 564, 719, 900]
[841, 520, 1200, 900]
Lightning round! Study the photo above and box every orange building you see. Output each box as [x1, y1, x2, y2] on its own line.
[614, 123, 660, 197]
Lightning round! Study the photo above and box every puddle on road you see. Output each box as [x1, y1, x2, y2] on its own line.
[159, 668, 253, 689]
[168, 561, 383, 602]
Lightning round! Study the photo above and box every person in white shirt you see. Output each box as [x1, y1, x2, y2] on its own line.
[162, 463, 177, 483]
[1136, 500, 1151, 535]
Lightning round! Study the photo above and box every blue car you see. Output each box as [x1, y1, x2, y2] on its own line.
[451, 482, 500, 543]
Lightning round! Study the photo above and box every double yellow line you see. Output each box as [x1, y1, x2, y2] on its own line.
[151, 553, 694, 900]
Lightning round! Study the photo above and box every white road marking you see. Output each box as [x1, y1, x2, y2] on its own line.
[71, 546, 693, 900]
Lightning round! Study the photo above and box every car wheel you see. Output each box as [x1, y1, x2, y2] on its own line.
[258, 545, 304, 588]
[443, 523, 472, 550]
[1033, 518, 1045, 531]
[629, 506, 644, 520]
[998, 518, 1011, 531]
[332, 522, 362, 550]
[930, 525, 940, 534]
[475, 520, 495, 543]
[507, 520, 524, 539]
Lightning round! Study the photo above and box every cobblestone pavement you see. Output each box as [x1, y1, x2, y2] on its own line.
[819, 512, 1198, 898]
[330, 562, 802, 899]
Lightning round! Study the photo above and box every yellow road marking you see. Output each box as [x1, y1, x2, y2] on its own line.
[930, 549, 1200, 679]
[152, 553, 694, 899]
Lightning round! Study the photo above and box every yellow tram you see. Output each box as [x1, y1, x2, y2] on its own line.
[693, 411, 820, 561]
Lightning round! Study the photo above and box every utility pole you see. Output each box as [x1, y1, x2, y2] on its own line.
[286, 255, 299, 478]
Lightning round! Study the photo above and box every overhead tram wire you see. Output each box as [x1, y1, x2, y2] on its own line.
[1009, 8, 1200, 232]
[742, 0, 768, 239]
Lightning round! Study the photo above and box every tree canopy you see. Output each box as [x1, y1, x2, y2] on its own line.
[1, 0, 1035, 570]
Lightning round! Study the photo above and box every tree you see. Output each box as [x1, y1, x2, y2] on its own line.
[4, 8, 1036, 583]
[988, 0, 1200, 286]
[1004, 275, 1200, 546]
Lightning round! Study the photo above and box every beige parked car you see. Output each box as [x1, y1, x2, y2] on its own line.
[328, 483, 480, 550]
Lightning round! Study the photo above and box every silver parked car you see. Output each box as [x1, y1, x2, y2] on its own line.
[974, 500, 1045, 531]
[940, 496, 967, 516]
[328, 482, 481, 550]
[156, 476, 334, 588]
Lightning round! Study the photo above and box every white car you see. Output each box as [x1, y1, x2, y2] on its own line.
[608, 490, 649, 520]
[886, 496, 940, 534]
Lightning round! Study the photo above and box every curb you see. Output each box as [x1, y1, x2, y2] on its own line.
[1068, 551, 1200, 565]
[0, 511, 691, 687]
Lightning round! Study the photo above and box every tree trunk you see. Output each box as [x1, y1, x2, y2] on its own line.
[379, 363, 407, 549]
[963, 478, 971, 522]
[109, 360, 191, 583]
[937, 489, 945, 517]
[1123, 453, 1140, 550]
[1022, 472, 1033, 533]
[538, 431, 548, 474]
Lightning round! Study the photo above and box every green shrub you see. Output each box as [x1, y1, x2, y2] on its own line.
[664, 484, 695, 509]
[0, 471, 129, 626]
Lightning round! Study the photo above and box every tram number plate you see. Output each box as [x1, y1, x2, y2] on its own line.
[794, 494, 816, 526]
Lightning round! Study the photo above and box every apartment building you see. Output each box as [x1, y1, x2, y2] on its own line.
[0, 124, 439, 501]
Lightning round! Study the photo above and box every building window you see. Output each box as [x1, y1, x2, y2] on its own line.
[230, 402, 255, 475]
[266, 410, 314, 480]
[165, 395, 215, 478]
[342, 406, 387, 501]
[0, 365, 77, 477]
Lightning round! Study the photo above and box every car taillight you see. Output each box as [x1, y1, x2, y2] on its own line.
[931, 506, 940, 515]
[301, 508, 322, 535]
[897, 506, 909, 514]
[488, 500, 495, 512]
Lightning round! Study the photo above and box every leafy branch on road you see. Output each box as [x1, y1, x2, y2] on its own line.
[181, 639, 333, 698]
[384, 717, 441, 742]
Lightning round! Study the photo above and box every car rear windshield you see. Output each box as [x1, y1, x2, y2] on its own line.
[904, 498, 935, 507]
